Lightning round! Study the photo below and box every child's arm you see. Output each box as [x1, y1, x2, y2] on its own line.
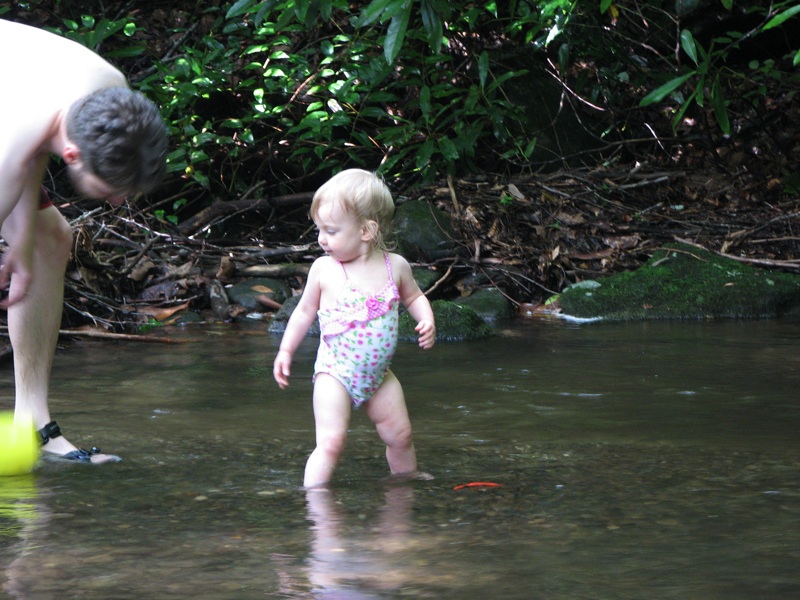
[393, 255, 436, 350]
[273, 260, 324, 389]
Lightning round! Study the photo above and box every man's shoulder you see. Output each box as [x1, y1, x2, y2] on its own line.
[0, 19, 122, 83]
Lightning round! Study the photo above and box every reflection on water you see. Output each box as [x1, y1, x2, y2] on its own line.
[0, 477, 38, 535]
[0, 319, 798, 598]
[303, 485, 415, 598]
[0, 476, 43, 599]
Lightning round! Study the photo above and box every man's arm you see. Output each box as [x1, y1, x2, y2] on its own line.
[0, 122, 51, 306]
[0, 178, 42, 307]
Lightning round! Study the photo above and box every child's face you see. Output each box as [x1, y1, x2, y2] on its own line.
[313, 198, 370, 262]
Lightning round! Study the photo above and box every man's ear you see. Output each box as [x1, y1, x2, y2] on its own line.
[62, 143, 82, 165]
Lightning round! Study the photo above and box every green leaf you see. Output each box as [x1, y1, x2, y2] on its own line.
[639, 72, 695, 106]
[478, 51, 489, 90]
[255, 1, 279, 26]
[523, 137, 538, 160]
[670, 88, 696, 131]
[486, 69, 525, 94]
[438, 136, 459, 160]
[384, 6, 411, 65]
[711, 75, 730, 136]
[763, 5, 800, 30]
[419, 85, 432, 116]
[694, 74, 705, 108]
[105, 46, 146, 58]
[356, 0, 398, 27]
[226, 0, 256, 19]
[294, 1, 310, 24]
[680, 29, 698, 65]
[557, 43, 569, 74]
[420, 0, 444, 52]
[415, 139, 435, 169]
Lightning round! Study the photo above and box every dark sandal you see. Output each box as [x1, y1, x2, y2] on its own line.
[59, 447, 103, 463]
[38, 421, 120, 463]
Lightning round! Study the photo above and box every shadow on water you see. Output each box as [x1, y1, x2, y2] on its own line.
[0, 319, 799, 598]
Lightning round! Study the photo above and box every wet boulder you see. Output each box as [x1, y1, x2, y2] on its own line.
[454, 287, 515, 326]
[400, 300, 493, 342]
[412, 267, 441, 292]
[555, 242, 800, 321]
[393, 200, 458, 262]
[267, 295, 321, 336]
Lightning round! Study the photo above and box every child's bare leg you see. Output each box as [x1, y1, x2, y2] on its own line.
[366, 372, 417, 476]
[304, 375, 351, 488]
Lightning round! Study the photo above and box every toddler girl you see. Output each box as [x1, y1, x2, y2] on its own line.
[273, 169, 436, 488]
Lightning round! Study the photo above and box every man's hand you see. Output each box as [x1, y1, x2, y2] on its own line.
[0, 247, 33, 308]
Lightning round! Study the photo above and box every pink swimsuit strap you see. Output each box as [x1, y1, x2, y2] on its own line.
[319, 253, 399, 338]
[337, 252, 394, 295]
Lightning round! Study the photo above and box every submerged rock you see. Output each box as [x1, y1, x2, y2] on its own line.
[556, 242, 800, 321]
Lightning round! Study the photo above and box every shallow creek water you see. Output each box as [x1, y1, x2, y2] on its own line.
[0, 317, 798, 599]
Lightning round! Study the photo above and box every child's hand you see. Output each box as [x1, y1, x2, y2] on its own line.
[415, 320, 436, 349]
[273, 350, 293, 389]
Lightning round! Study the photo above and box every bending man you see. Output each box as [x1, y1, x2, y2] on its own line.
[0, 19, 168, 463]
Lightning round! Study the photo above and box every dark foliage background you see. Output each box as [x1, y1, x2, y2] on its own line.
[2, 0, 799, 329]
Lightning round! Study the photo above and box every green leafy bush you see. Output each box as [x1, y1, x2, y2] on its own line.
[22, 1, 564, 211]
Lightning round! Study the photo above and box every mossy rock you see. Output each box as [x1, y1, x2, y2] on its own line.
[413, 267, 441, 291]
[400, 299, 493, 342]
[392, 200, 457, 262]
[557, 242, 800, 321]
[454, 287, 514, 326]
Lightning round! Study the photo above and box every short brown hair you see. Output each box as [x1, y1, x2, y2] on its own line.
[66, 87, 168, 193]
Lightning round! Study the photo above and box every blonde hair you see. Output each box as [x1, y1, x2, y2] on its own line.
[310, 169, 395, 251]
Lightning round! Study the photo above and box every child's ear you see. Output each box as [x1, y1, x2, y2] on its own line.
[362, 220, 379, 242]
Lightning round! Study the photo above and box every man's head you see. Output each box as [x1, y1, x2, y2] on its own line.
[64, 87, 168, 200]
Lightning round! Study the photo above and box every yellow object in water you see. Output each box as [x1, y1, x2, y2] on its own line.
[0, 412, 39, 476]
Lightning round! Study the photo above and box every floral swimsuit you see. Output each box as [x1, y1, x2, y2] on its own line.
[314, 253, 400, 407]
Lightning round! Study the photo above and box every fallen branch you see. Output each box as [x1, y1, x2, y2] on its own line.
[674, 238, 800, 270]
[57, 329, 197, 343]
[0, 326, 196, 343]
[178, 191, 313, 236]
[238, 262, 311, 277]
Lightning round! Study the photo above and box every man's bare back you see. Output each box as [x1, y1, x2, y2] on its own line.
[0, 20, 128, 223]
